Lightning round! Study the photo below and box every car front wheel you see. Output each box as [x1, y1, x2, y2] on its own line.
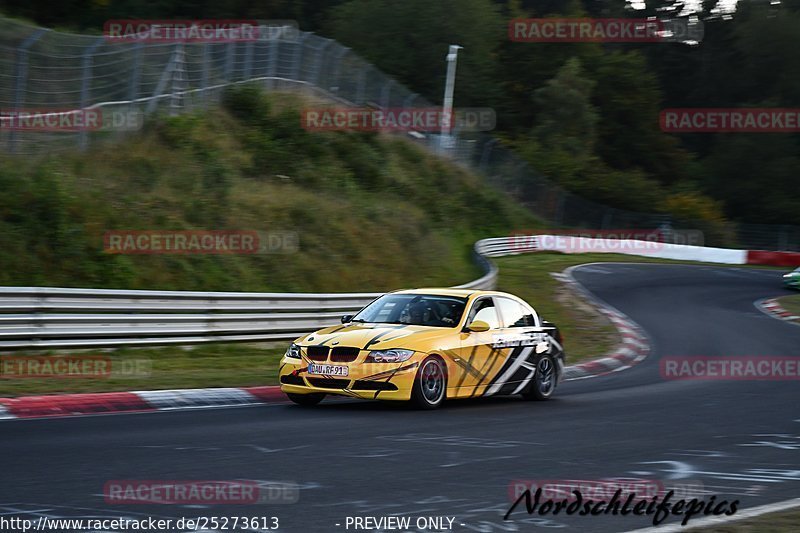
[410, 356, 447, 409]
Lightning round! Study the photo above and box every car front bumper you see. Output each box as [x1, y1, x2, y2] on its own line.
[278, 356, 419, 401]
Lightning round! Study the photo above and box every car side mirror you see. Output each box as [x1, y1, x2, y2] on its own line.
[341, 314, 354, 324]
[464, 320, 490, 332]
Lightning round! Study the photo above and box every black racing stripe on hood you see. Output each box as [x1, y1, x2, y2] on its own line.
[363, 325, 410, 349]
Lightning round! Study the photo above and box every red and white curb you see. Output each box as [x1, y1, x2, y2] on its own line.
[0, 266, 650, 420]
[757, 298, 800, 323]
[558, 265, 651, 381]
[0, 386, 284, 420]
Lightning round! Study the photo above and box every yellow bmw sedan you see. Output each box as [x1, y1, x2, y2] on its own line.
[279, 288, 565, 409]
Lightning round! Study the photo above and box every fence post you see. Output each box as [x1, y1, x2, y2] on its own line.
[356, 64, 367, 105]
[267, 35, 280, 89]
[243, 39, 254, 80]
[200, 43, 210, 105]
[402, 93, 418, 111]
[9, 28, 49, 153]
[79, 37, 106, 150]
[169, 43, 186, 116]
[291, 32, 310, 81]
[128, 42, 143, 103]
[224, 41, 236, 81]
[478, 138, 497, 173]
[312, 39, 333, 87]
[331, 46, 349, 97]
[146, 44, 181, 115]
[380, 80, 394, 109]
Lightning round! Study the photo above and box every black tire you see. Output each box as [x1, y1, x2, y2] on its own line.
[521, 354, 557, 401]
[410, 356, 447, 409]
[286, 392, 325, 406]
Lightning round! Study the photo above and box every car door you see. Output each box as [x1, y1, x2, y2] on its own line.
[483, 297, 551, 396]
[450, 296, 510, 398]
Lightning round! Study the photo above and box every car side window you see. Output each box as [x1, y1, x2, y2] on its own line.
[468, 298, 501, 330]
[497, 297, 537, 328]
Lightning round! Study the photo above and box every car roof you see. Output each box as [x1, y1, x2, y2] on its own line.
[392, 288, 520, 300]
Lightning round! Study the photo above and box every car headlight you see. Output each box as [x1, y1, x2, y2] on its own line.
[285, 343, 301, 359]
[366, 349, 414, 363]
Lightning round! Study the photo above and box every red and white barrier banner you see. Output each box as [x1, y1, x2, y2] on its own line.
[747, 250, 800, 267]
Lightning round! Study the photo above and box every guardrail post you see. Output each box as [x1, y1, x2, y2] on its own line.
[9, 28, 49, 153]
[79, 37, 106, 150]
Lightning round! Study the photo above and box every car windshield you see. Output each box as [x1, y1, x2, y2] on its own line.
[352, 294, 467, 327]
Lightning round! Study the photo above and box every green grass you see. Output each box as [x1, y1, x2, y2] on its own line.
[691, 507, 800, 532]
[0, 344, 285, 397]
[776, 294, 800, 317]
[0, 86, 540, 292]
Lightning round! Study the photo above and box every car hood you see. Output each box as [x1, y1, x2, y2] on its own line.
[296, 323, 454, 351]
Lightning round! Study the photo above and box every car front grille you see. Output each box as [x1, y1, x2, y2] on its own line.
[306, 377, 351, 389]
[306, 346, 330, 361]
[330, 347, 360, 362]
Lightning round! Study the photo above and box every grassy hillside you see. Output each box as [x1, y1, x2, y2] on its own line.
[0, 86, 539, 292]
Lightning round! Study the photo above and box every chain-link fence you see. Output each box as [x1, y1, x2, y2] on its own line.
[0, 16, 797, 251]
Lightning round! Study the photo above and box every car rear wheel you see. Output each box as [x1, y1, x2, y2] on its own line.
[522, 354, 557, 401]
[410, 356, 447, 409]
[286, 392, 325, 406]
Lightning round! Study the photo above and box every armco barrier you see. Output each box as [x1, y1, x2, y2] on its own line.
[1, 235, 796, 350]
[0, 248, 496, 350]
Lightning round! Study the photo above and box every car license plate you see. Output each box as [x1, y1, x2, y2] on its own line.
[307, 363, 349, 377]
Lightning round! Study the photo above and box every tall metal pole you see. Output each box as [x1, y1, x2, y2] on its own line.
[440, 45, 462, 153]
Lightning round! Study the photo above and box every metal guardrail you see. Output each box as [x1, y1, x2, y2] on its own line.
[0, 246, 498, 350]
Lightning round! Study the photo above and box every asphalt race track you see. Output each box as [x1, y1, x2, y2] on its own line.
[2, 264, 799, 533]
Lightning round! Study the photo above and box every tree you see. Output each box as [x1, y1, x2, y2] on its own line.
[327, 0, 504, 108]
[531, 57, 598, 165]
